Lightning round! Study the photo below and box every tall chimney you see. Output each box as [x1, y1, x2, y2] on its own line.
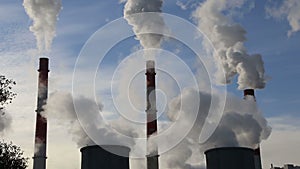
[254, 145, 262, 169]
[145, 60, 159, 169]
[33, 58, 49, 169]
[243, 89, 262, 169]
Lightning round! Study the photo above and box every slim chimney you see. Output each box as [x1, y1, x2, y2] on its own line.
[254, 145, 262, 169]
[243, 89, 262, 169]
[33, 58, 49, 169]
[145, 60, 159, 169]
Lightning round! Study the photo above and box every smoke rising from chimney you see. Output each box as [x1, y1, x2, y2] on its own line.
[123, 0, 166, 60]
[193, 0, 267, 90]
[266, 0, 300, 37]
[23, 0, 62, 53]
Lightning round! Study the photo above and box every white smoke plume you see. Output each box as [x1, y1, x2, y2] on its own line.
[160, 138, 194, 169]
[0, 110, 12, 134]
[163, 88, 271, 168]
[176, 0, 199, 10]
[43, 91, 137, 148]
[193, 0, 266, 90]
[124, 0, 166, 59]
[266, 0, 300, 37]
[23, 0, 62, 53]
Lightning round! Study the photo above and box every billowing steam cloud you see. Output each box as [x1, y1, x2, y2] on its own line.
[123, 0, 166, 59]
[163, 88, 271, 168]
[0, 110, 12, 134]
[44, 92, 137, 148]
[193, 0, 266, 90]
[266, 0, 300, 37]
[201, 93, 271, 150]
[23, 0, 62, 52]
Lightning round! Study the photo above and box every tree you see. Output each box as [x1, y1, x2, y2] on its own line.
[0, 140, 28, 169]
[0, 75, 16, 111]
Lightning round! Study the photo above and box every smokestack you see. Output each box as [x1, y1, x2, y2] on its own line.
[33, 58, 49, 169]
[205, 147, 256, 169]
[254, 146, 262, 169]
[244, 89, 255, 98]
[145, 60, 159, 169]
[243, 89, 262, 169]
[80, 145, 130, 169]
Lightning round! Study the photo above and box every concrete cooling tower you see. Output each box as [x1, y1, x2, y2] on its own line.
[205, 147, 256, 169]
[80, 145, 130, 169]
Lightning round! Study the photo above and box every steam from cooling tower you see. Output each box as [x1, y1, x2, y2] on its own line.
[193, 0, 266, 90]
[23, 0, 62, 53]
[43, 92, 137, 148]
[123, 0, 166, 59]
[164, 88, 271, 168]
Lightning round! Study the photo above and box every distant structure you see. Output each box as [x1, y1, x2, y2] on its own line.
[271, 164, 300, 169]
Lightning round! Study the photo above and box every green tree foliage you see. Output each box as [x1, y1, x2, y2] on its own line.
[0, 140, 28, 169]
[0, 75, 16, 111]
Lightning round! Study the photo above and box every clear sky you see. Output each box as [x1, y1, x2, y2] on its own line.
[1, 0, 300, 169]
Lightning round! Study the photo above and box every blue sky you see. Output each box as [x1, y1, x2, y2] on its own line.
[1, 0, 300, 169]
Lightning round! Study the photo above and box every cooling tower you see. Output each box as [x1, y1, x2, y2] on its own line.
[80, 145, 130, 169]
[205, 147, 256, 169]
[33, 58, 49, 169]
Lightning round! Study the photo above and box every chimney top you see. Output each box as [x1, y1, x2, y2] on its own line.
[244, 89, 255, 97]
[146, 60, 155, 74]
[38, 58, 49, 72]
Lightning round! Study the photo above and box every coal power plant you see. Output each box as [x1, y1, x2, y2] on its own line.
[29, 59, 270, 169]
[205, 147, 256, 169]
[80, 145, 130, 169]
[17, 0, 276, 168]
[27, 55, 273, 169]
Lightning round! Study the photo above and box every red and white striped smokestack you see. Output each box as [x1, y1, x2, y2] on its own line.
[33, 58, 49, 169]
[145, 60, 159, 169]
[243, 89, 262, 169]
